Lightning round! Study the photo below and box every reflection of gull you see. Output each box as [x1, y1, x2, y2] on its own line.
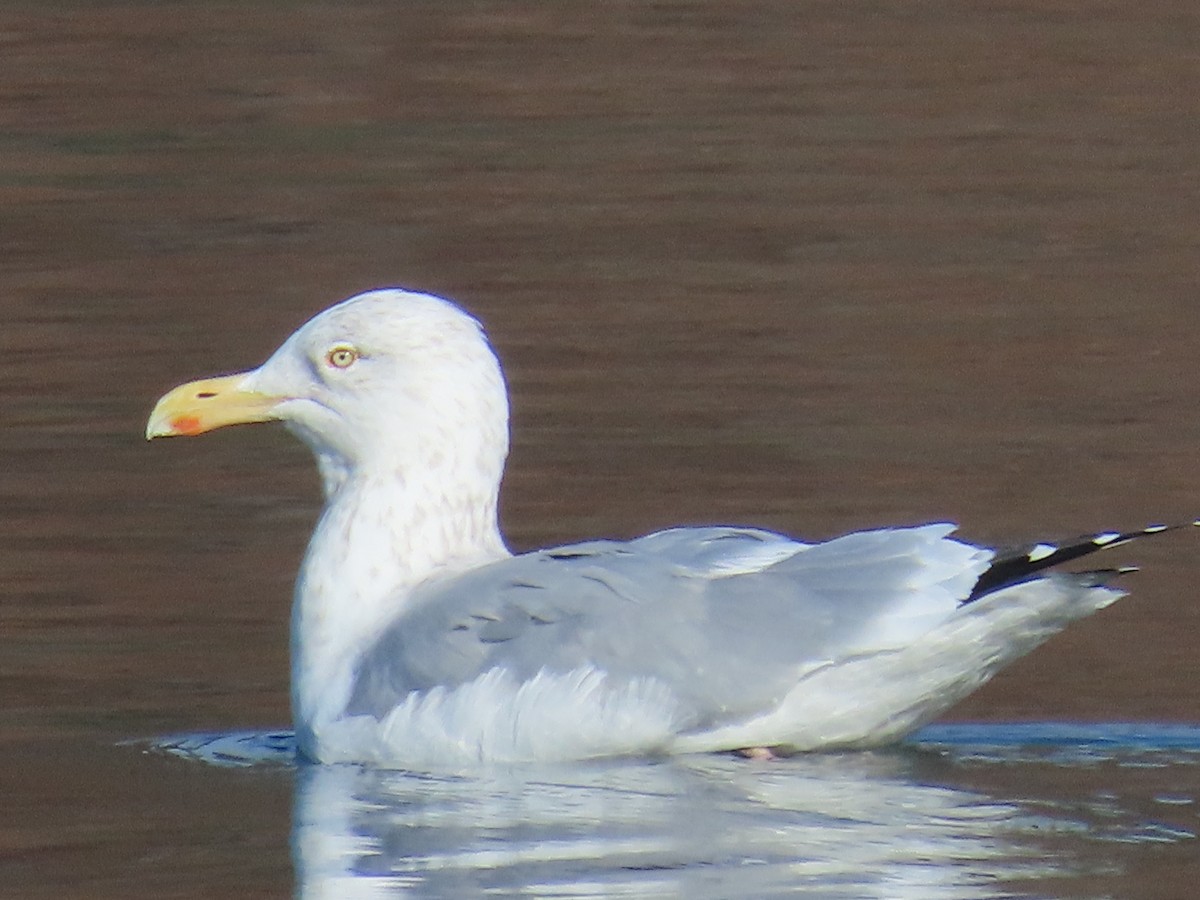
[149, 725, 1200, 899]
[147, 288, 1190, 766]
[292, 753, 1040, 900]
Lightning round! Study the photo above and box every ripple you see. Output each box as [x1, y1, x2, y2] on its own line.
[138, 721, 1200, 769]
[912, 722, 1200, 766]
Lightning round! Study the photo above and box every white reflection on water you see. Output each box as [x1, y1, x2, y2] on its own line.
[294, 753, 1038, 899]
[153, 724, 1200, 899]
[293, 753, 1040, 900]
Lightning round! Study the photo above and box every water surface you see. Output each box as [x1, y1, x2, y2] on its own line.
[2, 1, 1199, 897]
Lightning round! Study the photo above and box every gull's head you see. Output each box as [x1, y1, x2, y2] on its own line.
[147, 289, 510, 491]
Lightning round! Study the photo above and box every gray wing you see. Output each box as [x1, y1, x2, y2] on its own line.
[347, 523, 990, 731]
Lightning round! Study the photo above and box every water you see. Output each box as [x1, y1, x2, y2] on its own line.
[126, 725, 1200, 898]
[7, 725, 1200, 899]
[3, 1, 1200, 897]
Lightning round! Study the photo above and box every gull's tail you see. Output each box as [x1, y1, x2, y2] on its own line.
[965, 520, 1200, 604]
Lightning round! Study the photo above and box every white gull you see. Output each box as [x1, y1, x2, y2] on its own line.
[146, 288, 1189, 767]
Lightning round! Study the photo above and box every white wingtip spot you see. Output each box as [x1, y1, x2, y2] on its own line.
[1092, 532, 1122, 546]
[1027, 543, 1058, 562]
[1143, 524, 1169, 534]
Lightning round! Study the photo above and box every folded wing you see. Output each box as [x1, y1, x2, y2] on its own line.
[347, 523, 991, 732]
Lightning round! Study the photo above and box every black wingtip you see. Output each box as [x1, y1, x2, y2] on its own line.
[964, 520, 1197, 604]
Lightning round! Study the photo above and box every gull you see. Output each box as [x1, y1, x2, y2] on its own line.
[146, 288, 1191, 767]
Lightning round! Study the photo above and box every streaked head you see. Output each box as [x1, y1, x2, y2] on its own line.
[147, 288, 510, 490]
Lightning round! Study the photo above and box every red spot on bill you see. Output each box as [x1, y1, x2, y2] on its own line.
[171, 415, 203, 435]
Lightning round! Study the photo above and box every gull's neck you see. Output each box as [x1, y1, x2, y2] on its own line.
[290, 451, 509, 753]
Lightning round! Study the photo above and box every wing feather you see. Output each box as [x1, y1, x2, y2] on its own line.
[346, 524, 991, 731]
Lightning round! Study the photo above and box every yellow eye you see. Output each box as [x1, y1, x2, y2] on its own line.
[326, 345, 359, 369]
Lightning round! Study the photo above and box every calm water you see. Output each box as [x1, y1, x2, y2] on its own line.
[3, 2, 1200, 897]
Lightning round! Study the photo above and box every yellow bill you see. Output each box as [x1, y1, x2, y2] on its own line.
[146, 372, 281, 439]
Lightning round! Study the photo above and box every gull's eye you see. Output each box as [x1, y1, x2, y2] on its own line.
[325, 345, 359, 369]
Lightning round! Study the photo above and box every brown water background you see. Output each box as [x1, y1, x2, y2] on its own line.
[2, 2, 1199, 897]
